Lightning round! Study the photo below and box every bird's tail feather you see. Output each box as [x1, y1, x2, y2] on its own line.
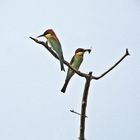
[59, 58, 65, 71]
[56, 50, 65, 71]
[61, 79, 70, 93]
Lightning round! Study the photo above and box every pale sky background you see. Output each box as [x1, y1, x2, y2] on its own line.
[0, 0, 140, 140]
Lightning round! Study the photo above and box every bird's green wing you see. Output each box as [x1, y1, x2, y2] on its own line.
[49, 36, 63, 56]
[66, 55, 75, 78]
[70, 55, 75, 65]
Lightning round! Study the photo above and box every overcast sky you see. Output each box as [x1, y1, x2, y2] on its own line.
[0, 0, 140, 140]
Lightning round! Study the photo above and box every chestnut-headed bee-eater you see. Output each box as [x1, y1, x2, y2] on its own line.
[61, 48, 91, 93]
[37, 29, 65, 71]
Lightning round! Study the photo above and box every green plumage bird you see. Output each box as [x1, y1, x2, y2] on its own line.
[37, 29, 65, 71]
[61, 48, 91, 93]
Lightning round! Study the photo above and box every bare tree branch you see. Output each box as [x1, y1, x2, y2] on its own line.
[30, 37, 130, 80]
[30, 37, 130, 140]
[79, 72, 92, 140]
[91, 48, 130, 80]
[30, 37, 89, 78]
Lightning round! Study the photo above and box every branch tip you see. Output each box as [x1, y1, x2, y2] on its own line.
[29, 36, 38, 43]
[88, 49, 91, 54]
[29, 36, 34, 40]
[126, 48, 130, 56]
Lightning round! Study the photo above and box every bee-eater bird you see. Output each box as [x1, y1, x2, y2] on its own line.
[37, 29, 65, 71]
[61, 48, 91, 93]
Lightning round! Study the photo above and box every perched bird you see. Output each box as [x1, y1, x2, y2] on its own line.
[37, 29, 65, 71]
[61, 48, 91, 93]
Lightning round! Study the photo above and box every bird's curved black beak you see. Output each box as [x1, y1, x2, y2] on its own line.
[84, 49, 91, 53]
[37, 34, 44, 38]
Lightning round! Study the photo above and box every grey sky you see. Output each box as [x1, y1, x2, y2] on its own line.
[0, 0, 140, 140]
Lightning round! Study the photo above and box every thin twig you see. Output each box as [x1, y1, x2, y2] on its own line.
[92, 48, 130, 80]
[70, 110, 88, 118]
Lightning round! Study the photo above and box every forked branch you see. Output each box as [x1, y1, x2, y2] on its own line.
[30, 36, 130, 140]
[30, 37, 129, 80]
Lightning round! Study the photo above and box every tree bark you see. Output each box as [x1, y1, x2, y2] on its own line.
[79, 72, 92, 140]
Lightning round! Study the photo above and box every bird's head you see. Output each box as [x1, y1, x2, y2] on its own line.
[75, 48, 91, 56]
[37, 29, 56, 39]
